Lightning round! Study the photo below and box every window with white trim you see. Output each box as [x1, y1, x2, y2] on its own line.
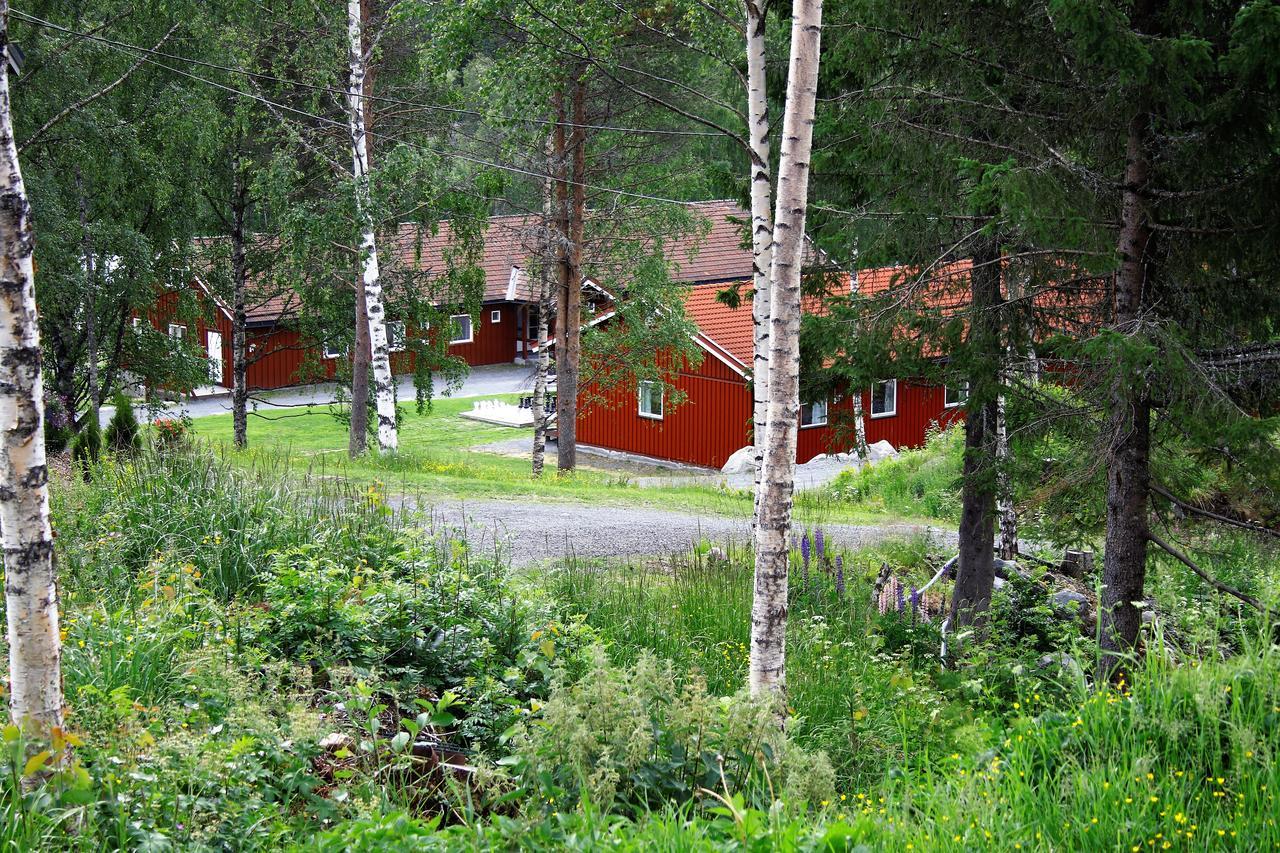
[944, 382, 968, 408]
[322, 342, 343, 360]
[638, 381, 664, 420]
[449, 314, 473, 344]
[800, 398, 828, 428]
[132, 317, 144, 330]
[387, 321, 406, 352]
[167, 323, 186, 340]
[870, 379, 897, 417]
[490, 309, 502, 323]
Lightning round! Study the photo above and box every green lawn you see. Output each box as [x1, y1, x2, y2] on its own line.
[190, 395, 915, 524]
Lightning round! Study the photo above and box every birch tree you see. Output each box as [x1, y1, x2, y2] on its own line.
[745, 0, 774, 490]
[345, 0, 397, 453]
[0, 2, 63, 734]
[749, 0, 823, 696]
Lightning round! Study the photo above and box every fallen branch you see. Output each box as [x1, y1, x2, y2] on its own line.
[1151, 483, 1280, 541]
[1146, 530, 1276, 620]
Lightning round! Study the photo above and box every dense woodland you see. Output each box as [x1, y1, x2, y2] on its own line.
[0, 0, 1277, 849]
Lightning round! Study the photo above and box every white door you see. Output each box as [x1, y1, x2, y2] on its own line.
[206, 330, 224, 385]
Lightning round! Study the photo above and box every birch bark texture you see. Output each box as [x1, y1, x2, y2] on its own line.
[745, 0, 774, 491]
[749, 0, 823, 697]
[0, 4, 64, 734]
[346, 0, 397, 453]
[531, 134, 555, 477]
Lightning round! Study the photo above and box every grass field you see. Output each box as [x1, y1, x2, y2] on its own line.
[190, 395, 920, 525]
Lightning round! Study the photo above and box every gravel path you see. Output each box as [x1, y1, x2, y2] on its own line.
[399, 496, 957, 567]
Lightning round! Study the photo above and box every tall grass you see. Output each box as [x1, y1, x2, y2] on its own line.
[828, 426, 963, 521]
[546, 543, 971, 788]
[53, 448, 412, 601]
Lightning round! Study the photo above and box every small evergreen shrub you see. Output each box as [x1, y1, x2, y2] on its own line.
[70, 419, 102, 479]
[104, 394, 140, 453]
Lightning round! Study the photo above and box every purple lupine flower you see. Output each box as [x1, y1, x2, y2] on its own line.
[800, 533, 811, 568]
[910, 587, 921, 617]
[815, 528, 825, 562]
[897, 582, 906, 613]
[835, 555, 845, 597]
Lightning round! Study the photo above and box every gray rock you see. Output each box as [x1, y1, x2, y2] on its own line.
[1050, 589, 1091, 619]
[720, 445, 757, 474]
[866, 439, 898, 463]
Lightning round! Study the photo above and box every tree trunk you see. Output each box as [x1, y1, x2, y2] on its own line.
[551, 87, 570, 469]
[76, 168, 100, 429]
[851, 390, 869, 459]
[0, 8, 64, 735]
[1100, 107, 1154, 675]
[230, 150, 249, 449]
[532, 134, 554, 477]
[745, 0, 774, 495]
[949, 235, 1002, 629]
[749, 0, 824, 697]
[995, 386, 1017, 560]
[556, 71, 586, 473]
[346, 0, 396, 453]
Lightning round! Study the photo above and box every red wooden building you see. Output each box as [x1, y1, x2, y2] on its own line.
[150, 200, 765, 394]
[576, 276, 966, 470]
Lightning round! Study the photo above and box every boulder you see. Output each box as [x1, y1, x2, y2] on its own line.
[721, 445, 757, 474]
[1050, 589, 1091, 622]
[866, 439, 898, 463]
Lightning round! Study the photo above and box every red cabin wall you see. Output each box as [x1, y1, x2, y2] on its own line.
[581, 365, 963, 470]
[577, 354, 752, 469]
[449, 303, 519, 366]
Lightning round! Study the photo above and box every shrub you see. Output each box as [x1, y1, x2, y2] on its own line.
[104, 394, 140, 453]
[512, 647, 836, 815]
[152, 416, 190, 448]
[43, 393, 72, 453]
[70, 419, 102, 479]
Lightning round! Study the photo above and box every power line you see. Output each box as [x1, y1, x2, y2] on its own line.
[10, 9, 725, 139]
[13, 10, 693, 206]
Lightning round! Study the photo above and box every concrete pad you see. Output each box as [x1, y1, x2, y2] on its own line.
[460, 401, 535, 427]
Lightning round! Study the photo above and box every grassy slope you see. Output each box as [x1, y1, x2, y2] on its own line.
[190, 396, 918, 525]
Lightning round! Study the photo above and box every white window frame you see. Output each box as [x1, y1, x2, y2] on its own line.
[167, 323, 186, 340]
[490, 309, 502, 324]
[322, 342, 343, 360]
[449, 314, 473, 345]
[870, 379, 897, 418]
[800, 398, 828, 429]
[132, 317, 143, 330]
[638, 380, 664, 420]
[387, 321, 406, 353]
[944, 382, 969, 408]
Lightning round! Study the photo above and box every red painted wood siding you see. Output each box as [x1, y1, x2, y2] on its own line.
[581, 366, 961, 469]
[577, 353, 752, 469]
[447, 303, 519, 366]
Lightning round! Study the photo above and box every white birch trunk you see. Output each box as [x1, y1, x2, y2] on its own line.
[749, 0, 823, 697]
[995, 388, 1017, 560]
[851, 390, 868, 458]
[745, 0, 774, 492]
[532, 134, 554, 477]
[346, 0, 396, 453]
[0, 8, 64, 735]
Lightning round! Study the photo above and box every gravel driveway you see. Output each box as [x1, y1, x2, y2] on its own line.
[402, 496, 956, 568]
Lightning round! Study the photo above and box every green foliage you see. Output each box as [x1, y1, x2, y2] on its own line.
[511, 647, 835, 815]
[104, 394, 140, 453]
[829, 426, 963, 521]
[70, 419, 102, 479]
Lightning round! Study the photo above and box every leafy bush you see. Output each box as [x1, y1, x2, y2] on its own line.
[152, 415, 190, 448]
[43, 393, 72, 453]
[512, 647, 835, 814]
[104, 394, 140, 453]
[829, 425, 962, 520]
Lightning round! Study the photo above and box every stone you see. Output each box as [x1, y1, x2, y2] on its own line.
[721, 445, 758, 474]
[1050, 589, 1091, 621]
[866, 439, 898, 463]
[319, 732, 354, 752]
